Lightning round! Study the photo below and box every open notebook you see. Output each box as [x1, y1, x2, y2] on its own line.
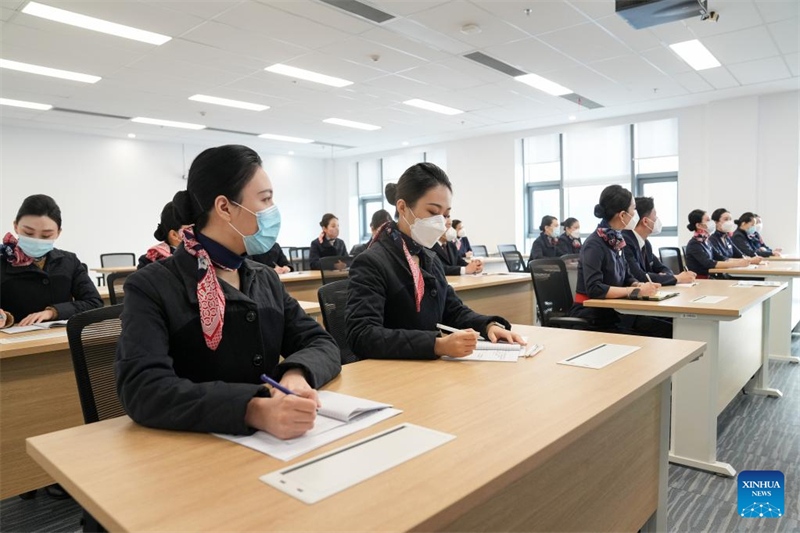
[442, 339, 544, 362]
[1, 320, 69, 334]
[215, 391, 401, 461]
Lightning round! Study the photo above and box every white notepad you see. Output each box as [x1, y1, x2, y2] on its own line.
[215, 392, 401, 461]
[0, 330, 67, 343]
[690, 295, 728, 304]
[558, 344, 640, 369]
[261, 423, 455, 504]
[442, 338, 544, 362]
[732, 281, 783, 288]
[1, 320, 68, 334]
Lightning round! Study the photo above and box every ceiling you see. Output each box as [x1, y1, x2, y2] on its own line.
[1, 0, 798, 158]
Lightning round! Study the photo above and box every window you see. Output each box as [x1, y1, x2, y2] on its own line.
[634, 119, 678, 240]
[523, 134, 562, 240]
[357, 159, 382, 243]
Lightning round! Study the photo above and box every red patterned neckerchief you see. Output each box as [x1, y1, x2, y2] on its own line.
[693, 229, 710, 243]
[181, 228, 237, 351]
[595, 225, 626, 252]
[0, 233, 34, 267]
[371, 222, 425, 312]
[145, 242, 172, 263]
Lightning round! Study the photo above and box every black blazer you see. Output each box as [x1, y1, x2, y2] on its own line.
[708, 230, 744, 261]
[345, 228, 510, 360]
[621, 231, 677, 286]
[309, 237, 347, 269]
[529, 233, 559, 261]
[115, 245, 341, 435]
[455, 236, 472, 257]
[0, 248, 102, 321]
[750, 232, 773, 255]
[431, 240, 467, 276]
[250, 242, 292, 271]
[350, 239, 371, 258]
[732, 229, 770, 258]
[684, 237, 717, 277]
[556, 234, 582, 256]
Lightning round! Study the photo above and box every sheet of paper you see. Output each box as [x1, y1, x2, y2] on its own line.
[316, 390, 392, 422]
[1, 325, 43, 334]
[732, 281, 783, 288]
[0, 330, 67, 343]
[442, 350, 519, 362]
[675, 283, 698, 288]
[558, 344, 640, 369]
[690, 295, 728, 304]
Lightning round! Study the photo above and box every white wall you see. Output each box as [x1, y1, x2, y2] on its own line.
[332, 90, 800, 256]
[0, 126, 331, 273]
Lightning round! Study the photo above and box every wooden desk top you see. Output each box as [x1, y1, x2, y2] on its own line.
[766, 255, 799, 262]
[27, 325, 703, 533]
[278, 270, 322, 283]
[446, 272, 530, 290]
[297, 300, 320, 315]
[0, 329, 69, 360]
[92, 266, 137, 274]
[710, 262, 800, 277]
[583, 279, 785, 318]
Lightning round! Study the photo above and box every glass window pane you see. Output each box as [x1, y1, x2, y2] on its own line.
[641, 181, 678, 228]
[357, 160, 382, 196]
[563, 182, 627, 231]
[635, 118, 678, 159]
[636, 156, 678, 174]
[529, 188, 561, 234]
[525, 161, 560, 184]
[361, 199, 384, 240]
[563, 125, 630, 186]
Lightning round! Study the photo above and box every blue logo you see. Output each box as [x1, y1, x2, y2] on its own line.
[738, 470, 784, 518]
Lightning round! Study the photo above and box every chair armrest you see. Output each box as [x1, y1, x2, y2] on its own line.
[547, 317, 591, 330]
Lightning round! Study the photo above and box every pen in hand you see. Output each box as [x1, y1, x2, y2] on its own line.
[436, 323, 485, 341]
[260, 374, 296, 396]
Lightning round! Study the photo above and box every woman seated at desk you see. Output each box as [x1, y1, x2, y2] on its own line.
[451, 219, 473, 258]
[309, 213, 347, 269]
[529, 215, 560, 261]
[708, 208, 761, 266]
[138, 201, 188, 269]
[750, 214, 782, 257]
[431, 217, 482, 275]
[557, 217, 582, 256]
[732, 212, 774, 258]
[568, 185, 669, 338]
[346, 162, 523, 360]
[0, 194, 101, 328]
[684, 209, 750, 278]
[250, 242, 292, 274]
[116, 145, 340, 439]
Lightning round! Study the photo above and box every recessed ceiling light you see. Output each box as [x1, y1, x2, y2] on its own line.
[0, 97, 52, 110]
[669, 39, 721, 71]
[127, 133, 136, 138]
[515, 73, 572, 96]
[323, 118, 381, 131]
[131, 117, 205, 130]
[403, 98, 463, 115]
[568, 115, 577, 121]
[0, 58, 100, 83]
[258, 133, 314, 144]
[22, 2, 171, 45]
[265, 64, 353, 88]
[402, 141, 409, 146]
[188, 94, 269, 111]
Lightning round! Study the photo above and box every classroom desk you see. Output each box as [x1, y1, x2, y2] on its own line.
[710, 262, 800, 364]
[583, 280, 785, 477]
[278, 270, 323, 302]
[471, 255, 507, 273]
[446, 273, 534, 324]
[91, 266, 137, 274]
[765, 255, 799, 261]
[27, 325, 704, 532]
[0, 301, 322, 499]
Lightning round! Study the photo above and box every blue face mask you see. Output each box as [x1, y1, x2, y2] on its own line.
[17, 235, 55, 258]
[229, 203, 281, 256]
[746, 225, 757, 235]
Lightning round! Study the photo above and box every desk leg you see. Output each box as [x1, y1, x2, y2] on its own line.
[669, 318, 735, 477]
[750, 299, 783, 398]
[642, 378, 671, 533]
[767, 277, 799, 364]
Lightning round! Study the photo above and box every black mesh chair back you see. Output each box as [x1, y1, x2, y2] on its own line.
[502, 251, 527, 272]
[319, 255, 354, 285]
[317, 279, 357, 365]
[529, 259, 589, 329]
[290, 247, 311, 271]
[471, 245, 488, 258]
[560, 253, 580, 298]
[99, 253, 135, 286]
[106, 272, 130, 305]
[659, 247, 684, 273]
[497, 244, 518, 255]
[66, 305, 126, 424]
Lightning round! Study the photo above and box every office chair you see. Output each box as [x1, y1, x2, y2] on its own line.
[99, 253, 135, 287]
[106, 272, 130, 305]
[529, 259, 590, 329]
[658, 247, 685, 274]
[502, 251, 528, 273]
[290, 247, 311, 271]
[66, 305, 126, 532]
[559, 253, 580, 299]
[319, 256, 353, 285]
[317, 279, 358, 365]
[471, 245, 488, 258]
[497, 244, 518, 255]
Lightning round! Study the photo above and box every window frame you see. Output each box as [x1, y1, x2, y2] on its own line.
[522, 134, 564, 239]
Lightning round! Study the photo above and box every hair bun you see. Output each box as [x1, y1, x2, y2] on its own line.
[172, 190, 195, 225]
[593, 204, 604, 219]
[385, 182, 398, 204]
[153, 223, 167, 242]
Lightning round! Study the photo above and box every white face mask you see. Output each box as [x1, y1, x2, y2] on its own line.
[623, 211, 639, 231]
[754, 222, 763, 233]
[647, 217, 662, 236]
[721, 220, 737, 234]
[569, 229, 581, 239]
[457, 228, 466, 239]
[445, 227, 457, 241]
[704, 220, 716, 233]
[403, 209, 447, 249]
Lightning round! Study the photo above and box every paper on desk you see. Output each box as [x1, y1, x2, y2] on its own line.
[732, 281, 783, 288]
[675, 283, 698, 288]
[0, 330, 67, 343]
[441, 337, 543, 362]
[690, 295, 728, 304]
[1, 320, 68, 334]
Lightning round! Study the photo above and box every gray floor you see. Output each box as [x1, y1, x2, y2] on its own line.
[1, 338, 798, 533]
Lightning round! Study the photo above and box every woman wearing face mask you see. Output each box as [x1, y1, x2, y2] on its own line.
[309, 213, 347, 270]
[137, 201, 189, 269]
[684, 209, 750, 278]
[0, 194, 102, 329]
[432, 216, 483, 275]
[451, 219, 473, 259]
[557, 218, 582, 256]
[568, 185, 669, 337]
[709, 208, 761, 266]
[345, 162, 524, 360]
[731, 212, 773, 258]
[749, 215, 782, 257]
[529, 215, 560, 261]
[115, 145, 340, 438]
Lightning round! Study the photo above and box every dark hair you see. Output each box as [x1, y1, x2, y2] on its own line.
[15, 194, 62, 229]
[734, 212, 757, 227]
[562, 217, 578, 230]
[385, 162, 452, 215]
[153, 202, 181, 242]
[320, 213, 338, 228]
[634, 197, 655, 219]
[593, 185, 633, 221]
[539, 215, 557, 232]
[711, 208, 728, 222]
[687, 209, 706, 232]
[370, 209, 392, 230]
[172, 145, 262, 230]
[452, 219, 463, 230]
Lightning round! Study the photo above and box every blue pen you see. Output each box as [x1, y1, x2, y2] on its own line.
[260, 374, 296, 396]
